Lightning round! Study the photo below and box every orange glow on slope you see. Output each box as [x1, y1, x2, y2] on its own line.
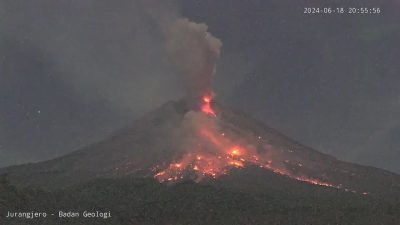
[154, 134, 343, 189]
[229, 160, 244, 168]
[154, 130, 345, 190]
[201, 96, 216, 116]
[153, 95, 361, 193]
[230, 147, 241, 156]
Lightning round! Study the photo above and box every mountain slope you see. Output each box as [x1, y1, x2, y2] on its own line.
[2, 177, 400, 225]
[1, 100, 400, 199]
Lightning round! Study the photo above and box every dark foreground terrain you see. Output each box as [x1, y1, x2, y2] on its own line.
[1, 175, 399, 225]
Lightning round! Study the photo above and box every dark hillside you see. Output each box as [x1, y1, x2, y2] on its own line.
[1, 176, 400, 225]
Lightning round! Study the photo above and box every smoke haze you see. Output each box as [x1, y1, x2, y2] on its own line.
[0, 0, 184, 165]
[165, 19, 222, 102]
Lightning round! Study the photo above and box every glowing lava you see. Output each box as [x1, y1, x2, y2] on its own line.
[201, 96, 216, 116]
[230, 147, 241, 156]
[153, 95, 360, 193]
[154, 135, 341, 189]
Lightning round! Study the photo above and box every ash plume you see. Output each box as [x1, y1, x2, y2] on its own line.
[165, 18, 222, 106]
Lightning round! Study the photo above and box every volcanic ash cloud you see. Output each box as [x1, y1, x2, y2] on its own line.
[165, 18, 222, 104]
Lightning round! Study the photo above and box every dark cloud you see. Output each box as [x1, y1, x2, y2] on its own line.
[165, 18, 221, 106]
[1, 0, 183, 110]
[0, 0, 182, 166]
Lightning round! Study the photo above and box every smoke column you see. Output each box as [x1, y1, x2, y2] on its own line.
[165, 18, 222, 107]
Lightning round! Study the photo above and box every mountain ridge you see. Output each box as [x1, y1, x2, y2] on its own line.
[1, 100, 400, 199]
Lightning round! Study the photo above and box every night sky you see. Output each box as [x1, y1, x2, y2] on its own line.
[1, 0, 399, 173]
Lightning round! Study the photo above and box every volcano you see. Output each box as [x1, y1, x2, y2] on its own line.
[2, 99, 400, 199]
[1, 15, 399, 207]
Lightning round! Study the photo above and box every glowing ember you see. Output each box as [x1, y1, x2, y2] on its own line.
[229, 161, 244, 168]
[230, 147, 242, 156]
[201, 96, 216, 116]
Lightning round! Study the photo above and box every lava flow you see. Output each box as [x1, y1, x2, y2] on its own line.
[153, 95, 346, 191]
[201, 95, 216, 116]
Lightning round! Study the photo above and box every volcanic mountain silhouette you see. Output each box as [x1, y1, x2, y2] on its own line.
[1, 100, 400, 199]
